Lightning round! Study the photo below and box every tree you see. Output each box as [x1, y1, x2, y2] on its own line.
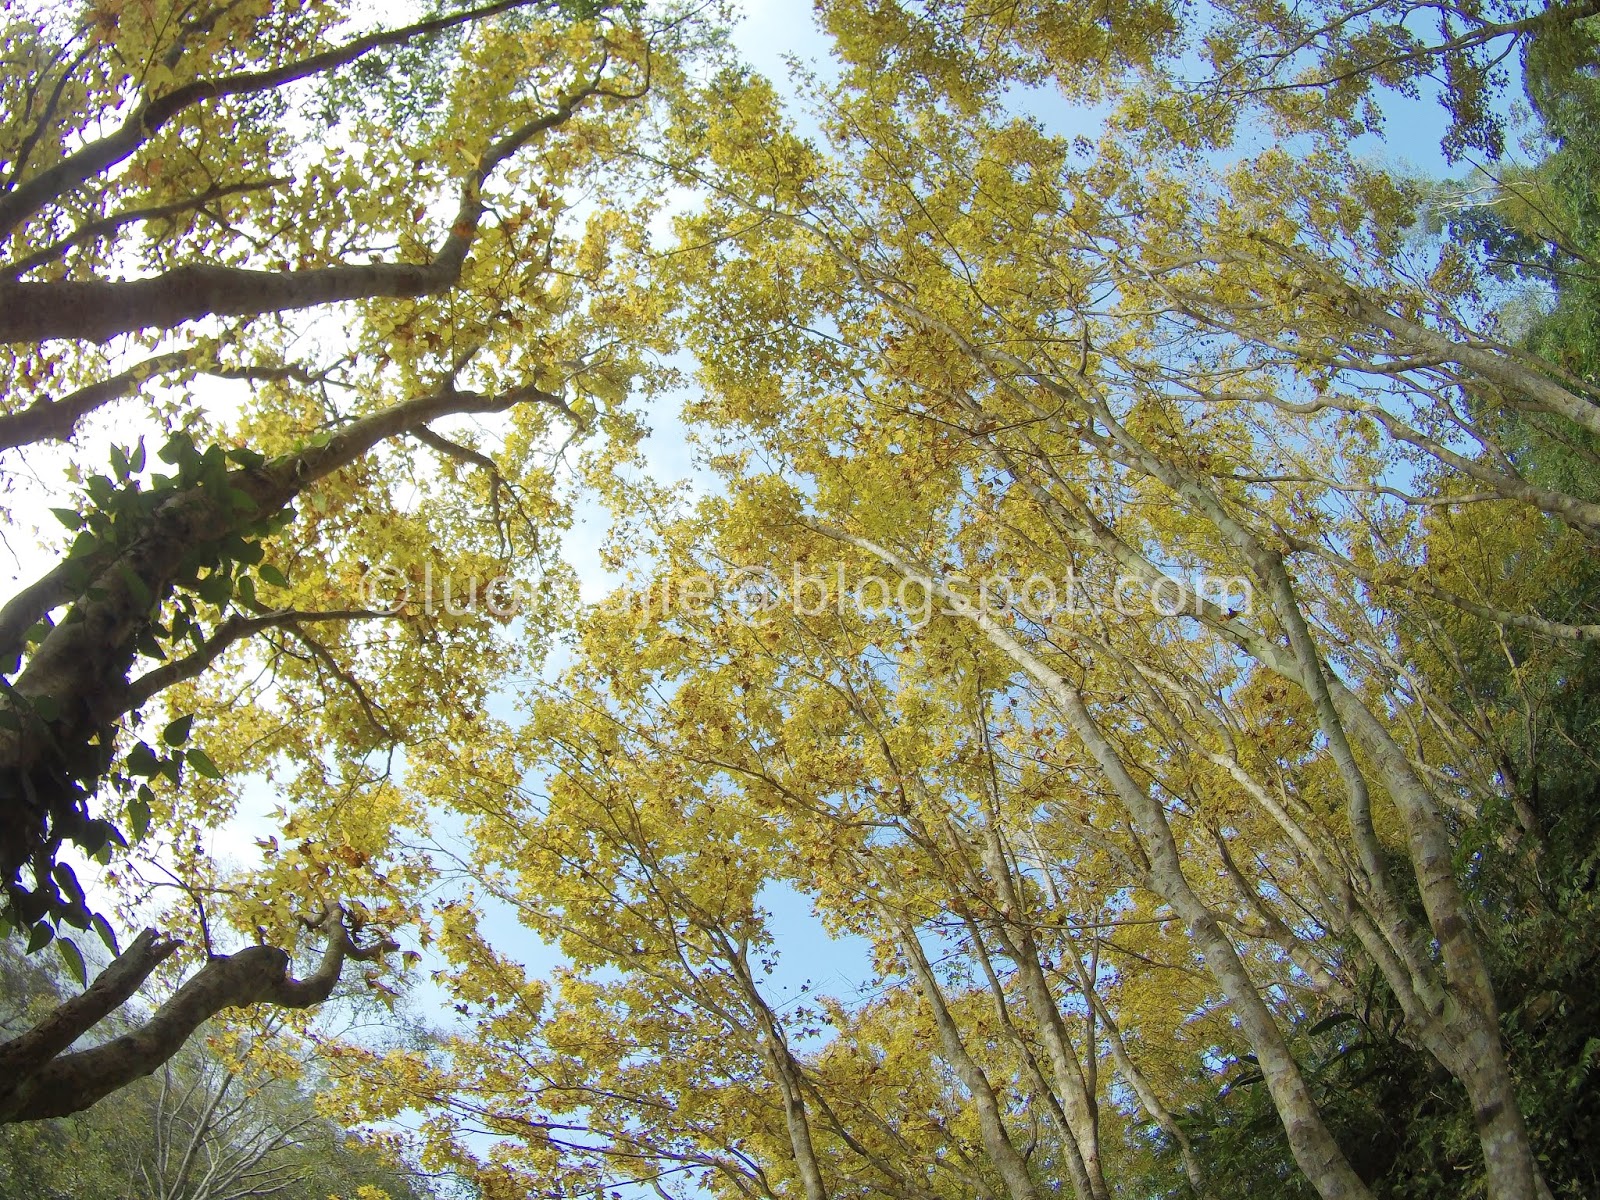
[0, 936, 437, 1200]
[0, 0, 699, 1117]
[9, 2, 1600, 1198]
[813, 0, 1600, 159]
[450, 12, 1598, 1200]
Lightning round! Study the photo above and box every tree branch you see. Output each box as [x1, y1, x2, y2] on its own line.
[0, 353, 346, 453]
[0, 373, 569, 890]
[0, 908, 395, 1123]
[0, 0, 541, 240]
[0, 69, 605, 343]
[0, 351, 192, 451]
[1, 178, 292, 282]
[0, 927, 179, 1083]
[118, 607, 388, 715]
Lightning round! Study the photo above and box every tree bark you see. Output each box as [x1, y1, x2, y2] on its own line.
[0, 378, 567, 896]
[839, 531, 1376, 1200]
[2, 260, 466, 344]
[0, 910, 392, 1123]
[892, 917, 1049, 1200]
[970, 824, 1109, 1200]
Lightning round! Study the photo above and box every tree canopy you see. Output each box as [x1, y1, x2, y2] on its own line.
[3, 1, 1599, 1199]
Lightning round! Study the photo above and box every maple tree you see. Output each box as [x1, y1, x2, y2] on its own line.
[334, 6, 1599, 1199]
[636, 10, 1596, 1196]
[0, 0, 699, 1119]
[4, 1, 1600, 1199]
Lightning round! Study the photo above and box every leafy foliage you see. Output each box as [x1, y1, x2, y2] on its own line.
[4, 3, 1600, 1200]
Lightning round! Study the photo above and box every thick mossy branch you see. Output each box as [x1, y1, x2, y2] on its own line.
[0, 908, 393, 1124]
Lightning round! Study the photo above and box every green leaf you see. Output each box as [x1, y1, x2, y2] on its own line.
[134, 627, 167, 660]
[222, 534, 264, 565]
[1307, 1012, 1361, 1038]
[117, 562, 153, 610]
[158, 432, 194, 465]
[51, 863, 85, 908]
[258, 562, 290, 588]
[162, 714, 194, 746]
[195, 572, 234, 607]
[92, 913, 119, 956]
[51, 506, 82, 528]
[26, 922, 54, 954]
[56, 937, 87, 986]
[125, 740, 160, 777]
[78, 819, 118, 855]
[187, 748, 223, 779]
[128, 795, 152, 841]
